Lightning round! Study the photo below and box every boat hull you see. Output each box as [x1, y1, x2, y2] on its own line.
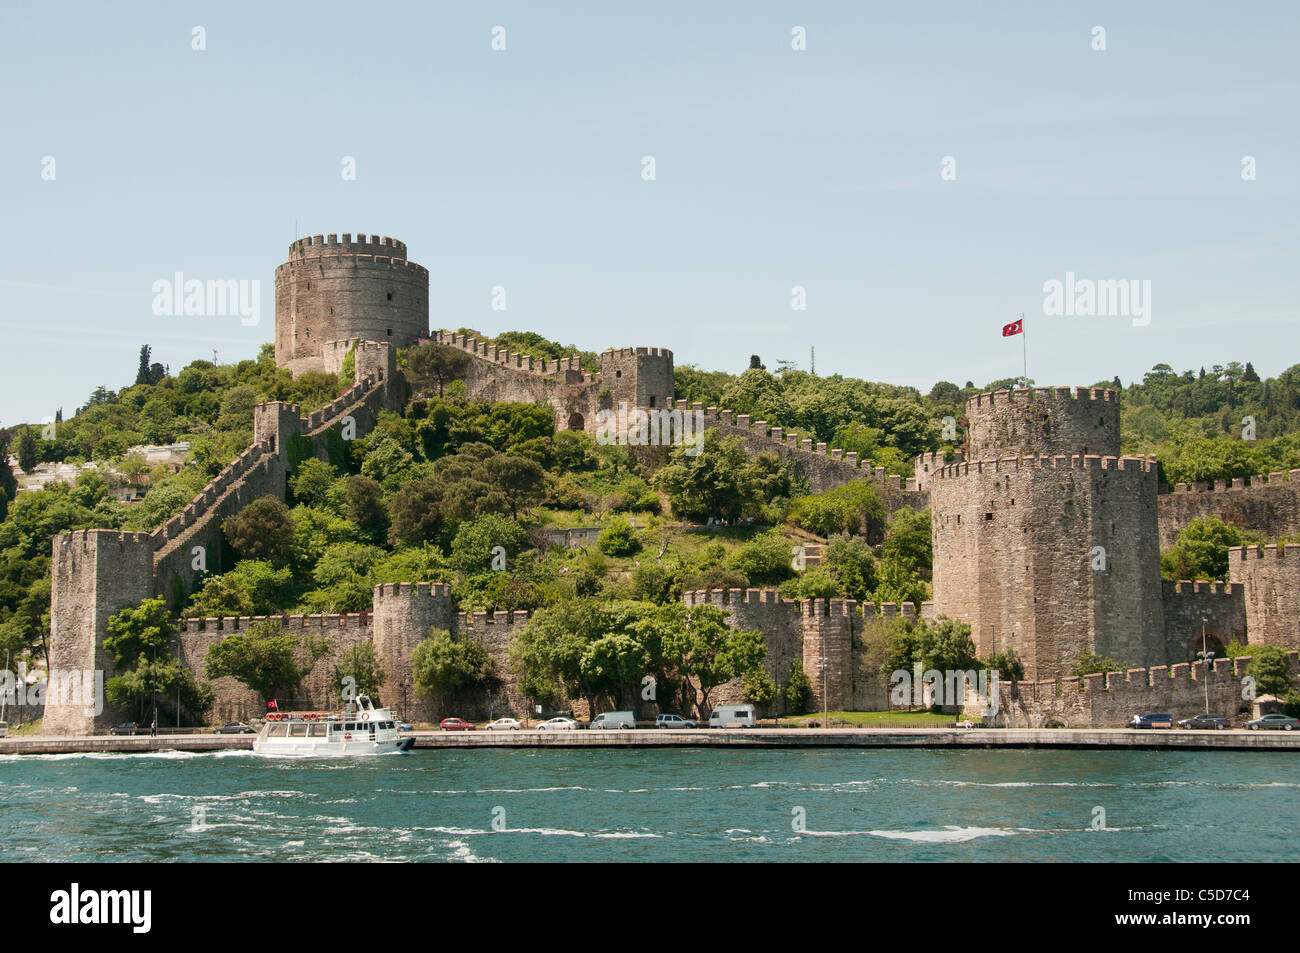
[252, 738, 412, 758]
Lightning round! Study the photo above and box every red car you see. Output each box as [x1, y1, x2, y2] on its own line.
[439, 718, 477, 732]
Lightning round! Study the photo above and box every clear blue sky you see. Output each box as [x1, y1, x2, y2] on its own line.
[1, 1, 1296, 427]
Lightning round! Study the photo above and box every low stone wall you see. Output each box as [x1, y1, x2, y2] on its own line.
[978, 652, 1298, 728]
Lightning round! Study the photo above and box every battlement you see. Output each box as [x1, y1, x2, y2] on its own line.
[180, 612, 371, 634]
[680, 588, 921, 618]
[932, 453, 1156, 481]
[1164, 469, 1300, 495]
[1027, 651, 1292, 698]
[57, 528, 155, 549]
[372, 581, 454, 600]
[305, 377, 376, 432]
[1166, 579, 1242, 596]
[600, 346, 673, 360]
[967, 386, 1117, 410]
[456, 609, 532, 629]
[675, 400, 919, 493]
[431, 330, 586, 379]
[1229, 543, 1297, 561]
[288, 233, 408, 260]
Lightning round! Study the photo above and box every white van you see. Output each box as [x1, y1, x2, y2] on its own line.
[590, 711, 636, 730]
[708, 704, 756, 728]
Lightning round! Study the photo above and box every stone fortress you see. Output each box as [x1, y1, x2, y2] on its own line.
[40, 235, 1300, 734]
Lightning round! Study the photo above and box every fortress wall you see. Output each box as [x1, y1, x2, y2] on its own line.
[1161, 580, 1247, 664]
[981, 654, 1297, 728]
[275, 234, 428, 375]
[1157, 470, 1300, 548]
[680, 589, 918, 713]
[683, 401, 929, 510]
[456, 609, 533, 719]
[965, 387, 1120, 459]
[430, 331, 600, 433]
[931, 455, 1163, 680]
[1230, 544, 1300, 651]
[178, 613, 373, 724]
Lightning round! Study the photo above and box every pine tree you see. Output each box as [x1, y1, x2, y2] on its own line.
[135, 345, 152, 386]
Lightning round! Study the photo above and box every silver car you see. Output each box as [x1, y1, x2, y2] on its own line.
[535, 717, 579, 731]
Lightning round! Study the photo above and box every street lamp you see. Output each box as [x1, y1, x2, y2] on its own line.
[1196, 618, 1215, 716]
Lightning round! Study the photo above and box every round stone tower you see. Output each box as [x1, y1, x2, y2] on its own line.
[965, 387, 1120, 460]
[274, 233, 429, 377]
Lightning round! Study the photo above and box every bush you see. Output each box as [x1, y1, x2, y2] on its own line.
[598, 516, 641, 557]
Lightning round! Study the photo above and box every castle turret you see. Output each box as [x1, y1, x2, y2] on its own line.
[275, 233, 429, 377]
[965, 387, 1120, 459]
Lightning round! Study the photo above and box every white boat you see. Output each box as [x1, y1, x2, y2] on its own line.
[252, 694, 415, 757]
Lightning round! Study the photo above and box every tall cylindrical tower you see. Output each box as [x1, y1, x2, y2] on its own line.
[274, 233, 428, 376]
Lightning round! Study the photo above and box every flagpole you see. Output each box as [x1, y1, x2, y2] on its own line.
[1021, 313, 1027, 384]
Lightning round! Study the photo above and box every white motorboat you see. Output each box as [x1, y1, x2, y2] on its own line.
[252, 694, 415, 757]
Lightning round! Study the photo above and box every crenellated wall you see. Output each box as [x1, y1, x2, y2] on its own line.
[682, 588, 922, 713]
[1161, 580, 1247, 663]
[1230, 544, 1300, 651]
[965, 387, 1120, 459]
[978, 653, 1298, 728]
[1158, 470, 1300, 548]
[681, 400, 929, 508]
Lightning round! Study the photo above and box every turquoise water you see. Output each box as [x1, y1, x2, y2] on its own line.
[1, 748, 1296, 862]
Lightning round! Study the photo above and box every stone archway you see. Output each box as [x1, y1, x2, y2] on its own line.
[567, 412, 585, 431]
[1187, 632, 1227, 662]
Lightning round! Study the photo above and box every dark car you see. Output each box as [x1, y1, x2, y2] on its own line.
[109, 722, 144, 736]
[1245, 713, 1300, 731]
[214, 722, 255, 734]
[439, 718, 477, 732]
[1177, 714, 1230, 730]
[1129, 713, 1173, 729]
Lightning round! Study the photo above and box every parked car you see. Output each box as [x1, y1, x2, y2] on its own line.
[439, 718, 477, 732]
[109, 722, 144, 736]
[1128, 713, 1174, 729]
[486, 718, 522, 731]
[214, 722, 255, 734]
[397, 723, 414, 732]
[656, 713, 697, 729]
[535, 717, 579, 731]
[1177, 714, 1230, 730]
[709, 704, 757, 728]
[590, 711, 636, 730]
[1246, 713, 1300, 731]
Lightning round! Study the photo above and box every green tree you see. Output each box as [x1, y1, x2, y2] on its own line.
[204, 619, 326, 704]
[333, 642, 387, 702]
[1071, 651, 1123, 677]
[785, 658, 813, 715]
[222, 496, 296, 566]
[1245, 645, 1295, 698]
[345, 474, 389, 543]
[1160, 517, 1251, 582]
[412, 629, 500, 698]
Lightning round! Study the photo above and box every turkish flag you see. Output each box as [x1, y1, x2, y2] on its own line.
[1002, 318, 1023, 337]
[268, 700, 278, 710]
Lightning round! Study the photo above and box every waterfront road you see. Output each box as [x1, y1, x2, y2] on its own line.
[4, 727, 1300, 755]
